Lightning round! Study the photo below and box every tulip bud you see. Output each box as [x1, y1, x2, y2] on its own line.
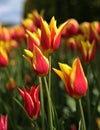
[67, 37, 78, 50]
[24, 74, 31, 84]
[6, 78, 16, 91]
[62, 18, 79, 37]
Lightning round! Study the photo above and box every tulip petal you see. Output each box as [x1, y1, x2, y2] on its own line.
[24, 49, 33, 58]
[53, 67, 73, 96]
[29, 85, 40, 117]
[40, 17, 51, 50]
[17, 88, 25, 99]
[33, 85, 40, 116]
[24, 89, 34, 118]
[53, 21, 69, 50]
[49, 16, 57, 42]
[81, 41, 88, 62]
[26, 30, 40, 51]
[53, 68, 64, 83]
[58, 62, 71, 75]
[88, 41, 96, 62]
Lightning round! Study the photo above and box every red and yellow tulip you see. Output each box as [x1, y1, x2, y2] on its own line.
[18, 85, 40, 120]
[53, 57, 88, 98]
[40, 16, 68, 54]
[80, 40, 96, 63]
[24, 45, 49, 76]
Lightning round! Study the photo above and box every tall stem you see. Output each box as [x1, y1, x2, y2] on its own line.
[48, 56, 51, 92]
[83, 64, 91, 128]
[44, 77, 53, 130]
[39, 77, 45, 130]
[86, 89, 91, 127]
[78, 98, 86, 130]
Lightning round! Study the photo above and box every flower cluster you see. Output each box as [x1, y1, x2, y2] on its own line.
[0, 9, 100, 130]
[62, 19, 100, 63]
[24, 16, 68, 76]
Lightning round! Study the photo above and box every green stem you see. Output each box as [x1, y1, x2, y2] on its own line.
[39, 77, 45, 130]
[78, 98, 86, 130]
[48, 56, 51, 92]
[83, 64, 91, 128]
[90, 63, 100, 91]
[31, 121, 39, 130]
[44, 77, 53, 130]
[86, 89, 91, 128]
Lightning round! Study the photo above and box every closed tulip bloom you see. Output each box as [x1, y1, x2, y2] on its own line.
[62, 18, 79, 37]
[0, 114, 8, 130]
[24, 45, 49, 76]
[0, 47, 8, 67]
[67, 37, 78, 50]
[53, 57, 88, 98]
[80, 41, 96, 63]
[18, 85, 40, 120]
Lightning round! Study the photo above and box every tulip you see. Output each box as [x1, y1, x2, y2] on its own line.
[22, 18, 36, 32]
[0, 47, 8, 67]
[53, 57, 88, 98]
[40, 16, 68, 54]
[79, 22, 90, 40]
[0, 114, 8, 130]
[9, 25, 25, 43]
[67, 37, 78, 50]
[80, 40, 96, 63]
[0, 27, 11, 41]
[6, 77, 16, 91]
[62, 18, 79, 37]
[18, 85, 40, 119]
[24, 45, 49, 76]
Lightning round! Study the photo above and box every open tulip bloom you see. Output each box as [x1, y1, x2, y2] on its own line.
[18, 85, 40, 120]
[40, 16, 69, 54]
[53, 57, 88, 98]
[80, 40, 96, 63]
